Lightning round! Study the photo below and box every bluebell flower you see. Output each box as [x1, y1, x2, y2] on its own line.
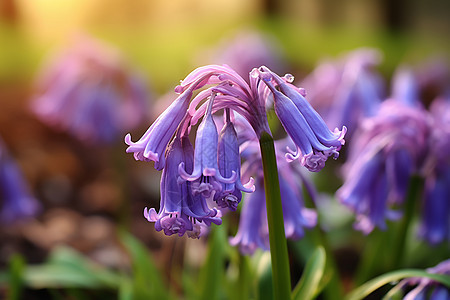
[229, 177, 269, 254]
[256, 66, 346, 172]
[337, 72, 429, 233]
[32, 35, 150, 144]
[0, 140, 40, 223]
[214, 109, 255, 211]
[419, 96, 450, 244]
[126, 85, 198, 170]
[144, 136, 221, 238]
[301, 48, 384, 137]
[179, 93, 237, 198]
[392, 67, 421, 106]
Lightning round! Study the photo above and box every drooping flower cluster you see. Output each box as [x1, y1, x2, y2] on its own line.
[31, 35, 149, 144]
[336, 66, 450, 241]
[0, 138, 40, 223]
[125, 64, 346, 238]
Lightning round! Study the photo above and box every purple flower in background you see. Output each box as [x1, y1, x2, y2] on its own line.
[206, 30, 286, 79]
[0, 140, 40, 223]
[301, 48, 384, 137]
[229, 177, 269, 253]
[230, 139, 317, 254]
[394, 259, 450, 300]
[419, 96, 450, 244]
[32, 35, 149, 144]
[337, 70, 429, 234]
[144, 136, 221, 238]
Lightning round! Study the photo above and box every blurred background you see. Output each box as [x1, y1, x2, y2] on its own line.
[0, 0, 449, 299]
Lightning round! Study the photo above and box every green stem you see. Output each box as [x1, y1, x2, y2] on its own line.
[298, 180, 343, 299]
[259, 132, 292, 300]
[390, 175, 423, 269]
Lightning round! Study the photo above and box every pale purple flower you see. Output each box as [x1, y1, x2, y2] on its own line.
[337, 83, 430, 233]
[395, 259, 450, 300]
[0, 140, 40, 223]
[392, 67, 421, 106]
[32, 35, 149, 144]
[419, 96, 450, 244]
[144, 136, 221, 238]
[301, 48, 384, 136]
[229, 177, 269, 254]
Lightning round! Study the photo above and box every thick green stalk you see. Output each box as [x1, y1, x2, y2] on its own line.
[259, 132, 292, 300]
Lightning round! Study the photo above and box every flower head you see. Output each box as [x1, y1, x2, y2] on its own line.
[32, 35, 150, 144]
[419, 96, 450, 244]
[126, 63, 343, 238]
[301, 48, 384, 135]
[337, 73, 430, 233]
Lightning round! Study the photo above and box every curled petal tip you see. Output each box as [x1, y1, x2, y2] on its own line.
[178, 162, 201, 181]
[243, 177, 256, 192]
[217, 170, 238, 184]
[124, 133, 132, 145]
[285, 146, 300, 162]
[143, 149, 159, 162]
[144, 207, 158, 222]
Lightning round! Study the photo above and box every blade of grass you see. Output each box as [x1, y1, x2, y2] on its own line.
[346, 269, 450, 300]
[292, 247, 326, 300]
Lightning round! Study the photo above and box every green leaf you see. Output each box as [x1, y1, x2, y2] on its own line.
[23, 247, 121, 289]
[7, 254, 25, 300]
[256, 252, 274, 300]
[346, 269, 450, 300]
[199, 224, 227, 300]
[292, 247, 326, 300]
[118, 279, 133, 300]
[118, 230, 169, 300]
